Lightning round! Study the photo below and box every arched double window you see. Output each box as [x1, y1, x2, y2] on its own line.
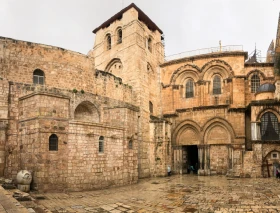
[99, 136, 104, 153]
[49, 134, 58, 151]
[186, 79, 194, 98]
[261, 112, 279, 140]
[106, 34, 111, 50]
[33, 69, 44, 85]
[251, 74, 260, 93]
[213, 75, 221, 95]
[117, 29, 122, 44]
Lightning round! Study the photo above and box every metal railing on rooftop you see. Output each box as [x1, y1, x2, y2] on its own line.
[165, 45, 243, 61]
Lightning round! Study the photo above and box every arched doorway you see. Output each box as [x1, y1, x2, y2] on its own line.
[262, 151, 280, 178]
[173, 124, 200, 174]
[183, 145, 198, 174]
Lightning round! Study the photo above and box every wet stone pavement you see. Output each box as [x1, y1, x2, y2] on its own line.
[23, 175, 280, 212]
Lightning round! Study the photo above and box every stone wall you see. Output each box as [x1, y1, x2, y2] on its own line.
[4, 82, 139, 191]
[0, 79, 8, 175]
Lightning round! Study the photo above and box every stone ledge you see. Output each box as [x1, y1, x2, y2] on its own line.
[69, 120, 125, 130]
[19, 91, 70, 101]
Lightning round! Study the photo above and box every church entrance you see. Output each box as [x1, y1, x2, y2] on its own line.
[182, 145, 198, 174]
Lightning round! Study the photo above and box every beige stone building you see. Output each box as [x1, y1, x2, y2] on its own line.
[0, 3, 280, 191]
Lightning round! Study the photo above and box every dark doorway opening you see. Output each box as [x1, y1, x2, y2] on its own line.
[187, 145, 198, 174]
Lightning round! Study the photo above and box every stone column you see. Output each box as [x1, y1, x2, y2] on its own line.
[197, 145, 204, 170]
[228, 145, 233, 169]
[173, 146, 182, 174]
[205, 145, 211, 175]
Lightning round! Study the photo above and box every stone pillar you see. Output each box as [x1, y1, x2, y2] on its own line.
[228, 145, 233, 169]
[173, 146, 182, 174]
[205, 145, 211, 175]
[0, 121, 7, 176]
[197, 145, 204, 170]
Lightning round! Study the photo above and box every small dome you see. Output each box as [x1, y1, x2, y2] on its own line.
[256, 83, 275, 93]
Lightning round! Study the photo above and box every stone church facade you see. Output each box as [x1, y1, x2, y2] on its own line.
[0, 3, 280, 191]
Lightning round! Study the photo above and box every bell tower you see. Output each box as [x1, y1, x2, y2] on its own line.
[90, 3, 166, 178]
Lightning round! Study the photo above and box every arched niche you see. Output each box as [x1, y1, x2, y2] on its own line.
[74, 101, 100, 123]
[104, 58, 123, 77]
[205, 125, 230, 144]
[178, 127, 199, 145]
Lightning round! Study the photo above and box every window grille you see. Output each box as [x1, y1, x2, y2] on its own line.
[260, 112, 280, 140]
[251, 74, 260, 93]
[186, 80, 194, 98]
[99, 136, 104, 153]
[49, 134, 58, 151]
[33, 69, 44, 85]
[213, 75, 221, 95]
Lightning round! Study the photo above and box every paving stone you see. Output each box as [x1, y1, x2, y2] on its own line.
[14, 175, 280, 212]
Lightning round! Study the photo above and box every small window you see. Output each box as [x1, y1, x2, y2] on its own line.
[33, 69, 44, 85]
[148, 38, 152, 52]
[149, 101, 153, 114]
[117, 29, 122, 44]
[272, 152, 279, 159]
[99, 136, 104, 153]
[213, 75, 221, 95]
[106, 34, 111, 50]
[128, 140, 133, 149]
[251, 74, 260, 93]
[260, 112, 279, 141]
[186, 79, 194, 98]
[49, 134, 58, 151]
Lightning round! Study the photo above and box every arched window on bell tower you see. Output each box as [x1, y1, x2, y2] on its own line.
[106, 34, 111, 50]
[117, 29, 122, 44]
[147, 37, 152, 52]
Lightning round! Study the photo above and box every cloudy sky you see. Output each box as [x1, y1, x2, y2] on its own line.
[0, 0, 280, 58]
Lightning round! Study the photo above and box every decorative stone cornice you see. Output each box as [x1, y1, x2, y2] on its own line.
[160, 51, 247, 67]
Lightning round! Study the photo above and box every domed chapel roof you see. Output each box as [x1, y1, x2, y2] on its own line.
[256, 83, 276, 93]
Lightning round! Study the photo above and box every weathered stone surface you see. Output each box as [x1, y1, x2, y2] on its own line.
[0, 3, 280, 192]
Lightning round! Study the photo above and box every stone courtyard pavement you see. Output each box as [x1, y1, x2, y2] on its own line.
[20, 175, 280, 212]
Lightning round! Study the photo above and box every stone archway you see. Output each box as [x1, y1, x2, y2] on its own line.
[202, 118, 235, 175]
[205, 125, 231, 174]
[262, 150, 280, 178]
[172, 120, 201, 174]
[74, 101, 100, 123]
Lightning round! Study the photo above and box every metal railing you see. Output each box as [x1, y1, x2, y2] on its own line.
[165, 45, 243, 61]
